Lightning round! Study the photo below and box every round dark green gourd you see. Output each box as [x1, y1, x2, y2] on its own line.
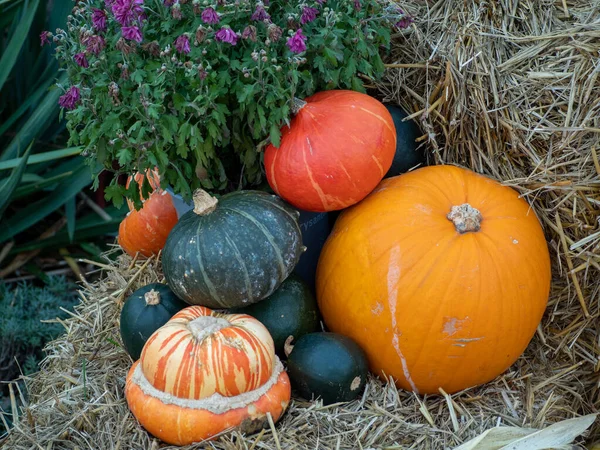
[384, 104, 426, 178]
[120, 283, 187, 360]
[231, 274, 320, 357]
[162, 189, 304, 309]
[286, 332, 369, 405]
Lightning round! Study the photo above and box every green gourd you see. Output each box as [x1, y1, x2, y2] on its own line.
[119, 283, 187, 360]
[286, 332, 369, 405]
[162, 189, 304, 309]
[231, 274, 320, 357]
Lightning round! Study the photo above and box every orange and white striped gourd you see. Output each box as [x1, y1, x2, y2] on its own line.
[125, 306, 291, 445]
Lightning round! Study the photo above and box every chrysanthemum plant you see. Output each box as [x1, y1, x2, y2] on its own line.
[46, 0, 409, 208]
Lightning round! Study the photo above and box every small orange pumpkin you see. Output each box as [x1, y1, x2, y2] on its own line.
[118, 169, 179, 257]
[316, 165, 551, 394]
[125, 305, 291, 445]
[264, 90, 397, 212]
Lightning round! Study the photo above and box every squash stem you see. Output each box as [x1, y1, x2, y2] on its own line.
[145, 289, 161, 305]
[291, 97, 307, 115]
[447, 203, 482, 233]
[193, 189, 218, 215]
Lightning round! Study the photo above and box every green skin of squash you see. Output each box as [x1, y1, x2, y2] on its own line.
[230, 274, 321, 358]
[162, 190, 304, 309]
[286, 332, 369, 405]
[384, 104, 426, 178]
[119, 283, 188, 360]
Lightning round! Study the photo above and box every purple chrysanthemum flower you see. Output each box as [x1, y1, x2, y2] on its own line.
[215, 27, 238, 45]
[300, 6, 318, 24]
[111, 0, 144, 26]
[395, 14, 414, 29]
[242, 25, 257, 41]
[286, 28, 307, 53]
[201, 7, 219, 24]
[85, 35, 106, 55]
[40, 31, 50, 46]
[251, 5, 270, 22]
[174, 34, 191, 54]
[92, 9, 107, 31]
[74, 52, 89, 68]
[58, 86, 80, 110]
[122, 25, 143, 42]
[353, 0, 360, 10]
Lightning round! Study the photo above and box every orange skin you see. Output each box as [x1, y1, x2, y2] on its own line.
[264, 90, 396, 212]
[125, 361, 291, 446]
[118, 169, 178, 257]
[125, 306, 290, 445]
[316, 165, 551, 394]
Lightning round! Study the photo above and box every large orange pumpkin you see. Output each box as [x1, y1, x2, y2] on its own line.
[125, 305, 291, 445]
[118, 169, 179, 257]
[316, 165, 551, 395]
[264, 90, 396, 212]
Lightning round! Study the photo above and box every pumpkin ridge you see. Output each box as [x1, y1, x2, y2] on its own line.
[246, 194, 300, 224]
[406, 237, 469, 377]
[197, 221, 223, 306]
[356, 106, 396, 135]
[301, 141, 330, 210]
[220, 206, 287, 278]
[221, 229, 253, 301]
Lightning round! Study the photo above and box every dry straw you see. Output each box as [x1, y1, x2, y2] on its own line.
[3, 0, 600, 448]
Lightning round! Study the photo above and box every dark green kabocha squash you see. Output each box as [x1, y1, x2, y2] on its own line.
[286, 332, 369, 405]
[383, 104, 426, 178]
[231, 274, 320, 357]
[162, 189, 304, 309]
[119, 283, 187, 360]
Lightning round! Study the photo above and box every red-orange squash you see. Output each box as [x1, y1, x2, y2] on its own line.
[264, 90, 397, 212]
[125, 305, 291, 445]
[118, 169, 179, 257]
[316, 165, 551, 395]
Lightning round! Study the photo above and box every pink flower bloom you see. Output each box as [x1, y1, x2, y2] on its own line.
[215, 27, 238, 45]
[111, 0, 144, 26]
[286, 28, 307, 54]
[300, 6, 318, 24]
[92, 9, 107, 31]
[122, 25, 143, 42]
[174, 34, 190, 54]
[85, 35, 106, 55]
[251, 5, 270, 22]
[58, 86, 80, 110]
[353, 0, 360, 10]
[201, 7, 219, 24]
[74, 52, 89, 68]
[40, 31, 50, 46]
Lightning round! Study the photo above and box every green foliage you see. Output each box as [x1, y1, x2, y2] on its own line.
[0, 0, 126, 252]
[0, 277, 78, 382]
[49, 0, 406, 208]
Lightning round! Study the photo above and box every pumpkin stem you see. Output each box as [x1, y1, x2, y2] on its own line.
[188, 316, 230, 341]
[447, 203, 483, 233]
[144, 289, 161, 305]
[193, 189, 218, 216]
[291, 97, 307, 115]
[284, 335, 295, 357]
